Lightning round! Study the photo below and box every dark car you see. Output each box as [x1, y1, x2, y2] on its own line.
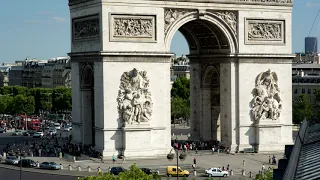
[140, 168, 160, 175]
[17, 159, 37, 168]
[109, 167, 127, 175]
[23, 130, 35, 136]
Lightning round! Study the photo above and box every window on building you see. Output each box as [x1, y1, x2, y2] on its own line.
[308, 89, 311, 94]
[294, 89, 298, 94]
[302, 89, 305, 94]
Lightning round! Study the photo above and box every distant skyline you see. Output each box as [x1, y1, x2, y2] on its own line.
[0, 0, 320, 61]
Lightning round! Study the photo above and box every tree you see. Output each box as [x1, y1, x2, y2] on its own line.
[171, 77, 190, 100]
[54, 86, 72, 112]
[255, 169, 273, 180]
[78, 164, 156, 180]
[293, 94, 313, 124]
[12, 95, 35, 115]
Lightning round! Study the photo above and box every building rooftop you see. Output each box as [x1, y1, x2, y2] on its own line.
[293, 63, 320, 69]
[294, 123, 320, 180]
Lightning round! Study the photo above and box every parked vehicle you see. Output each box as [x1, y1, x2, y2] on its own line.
[48, 129, 57, 136]
[13, 130, 26, 136]
[5, 156, 19, 165]
[33, 131, 44, 138]
[63, 126, 72, 131]
[205, 168, 229, 177]
[39, 162, 61, 170]
[54, 123, 61, 130]
[0, 128, 4, 133]
[140, 168, 159, 175]
[109, 167, 127, 175]
[166, 166, 189, 177]
[17, 159, 37, 168]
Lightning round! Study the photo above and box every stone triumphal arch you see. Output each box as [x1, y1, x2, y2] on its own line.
[69, 0, 293, 158]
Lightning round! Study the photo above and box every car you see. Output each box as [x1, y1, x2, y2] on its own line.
[63, 126, 72, 131]
[5, 156, 19, 165]
[13, 130, 26, 136]
[0, 128, 4, 133]
[166, 166, 189, 177]
[54, 123, 61, 130]
[39, 162, 61, 170]
[23, 130, 36, 136]
[48, 129, 57, 136]
[205, 168, 229, 177]
[17, 159, 37, 168]
[140, 168, 159, 175]
[109, 167, 127, 175]
[33, 131, 44, 138]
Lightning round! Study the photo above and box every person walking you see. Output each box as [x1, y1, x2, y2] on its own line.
[211, 146, 215, 154]
[112, 155, 116, 164]
[122, 155, 126, 164]
[193, 157, 197, 168]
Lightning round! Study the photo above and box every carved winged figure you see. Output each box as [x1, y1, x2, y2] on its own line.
[251, 69, 282, 122]
[117, 68, 153, 125]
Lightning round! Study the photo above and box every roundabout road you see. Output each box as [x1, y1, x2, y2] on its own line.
[0, 166, 79, 180]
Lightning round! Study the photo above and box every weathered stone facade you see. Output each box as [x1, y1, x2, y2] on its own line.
[69, 0, 293, 157]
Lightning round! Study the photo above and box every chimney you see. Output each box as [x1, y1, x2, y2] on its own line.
[300, 70, 304, 77]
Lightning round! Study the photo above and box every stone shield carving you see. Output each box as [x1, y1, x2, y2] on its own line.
[251, 69, 282, 122]
[117, 68, 153, 125]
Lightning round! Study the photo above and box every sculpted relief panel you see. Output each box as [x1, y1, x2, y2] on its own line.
[117, 68, 153, 125]
[245, 19, 285, 45]
[164, 8, 195, 35]
[111, 15, 156, 42]
[251, 69, 282, 122]
[72, 15, 100, 52]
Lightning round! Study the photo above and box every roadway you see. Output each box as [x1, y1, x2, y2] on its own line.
[0, 167, 79, 180]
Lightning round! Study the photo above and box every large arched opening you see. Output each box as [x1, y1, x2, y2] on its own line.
[168, 13, 237, 148]
[80, 64, 95, 147]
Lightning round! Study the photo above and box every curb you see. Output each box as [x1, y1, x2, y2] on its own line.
[0, 163, 91, 177]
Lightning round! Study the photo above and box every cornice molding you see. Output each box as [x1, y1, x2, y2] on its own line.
[68, 0, 94, 6]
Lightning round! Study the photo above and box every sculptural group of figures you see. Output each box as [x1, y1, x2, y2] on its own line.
[251, 69, 282, 122]
[117, 68, 153, 125]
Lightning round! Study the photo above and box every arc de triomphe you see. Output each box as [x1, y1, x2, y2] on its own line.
[68, 0, 293, 158]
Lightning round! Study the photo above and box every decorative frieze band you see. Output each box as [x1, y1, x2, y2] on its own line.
[110, 14, 156, 42]
[72, 15, 100, 41]
[245, 19, 285, 45]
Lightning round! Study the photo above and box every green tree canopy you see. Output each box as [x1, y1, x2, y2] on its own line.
[78, 164, 157, 180]
[171, 77, 190, 100]
[293, 94, 313, 124]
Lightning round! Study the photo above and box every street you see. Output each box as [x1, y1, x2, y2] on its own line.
[0, 167, 78, 180]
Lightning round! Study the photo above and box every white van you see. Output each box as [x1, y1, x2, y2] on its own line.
[54, 123, 61, 130]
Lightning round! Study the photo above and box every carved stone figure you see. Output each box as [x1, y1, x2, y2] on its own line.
[248, 21, 282, 41]
[117, 68, 153, 125]
[73, 18, 100, 40]
[164, 9, 194, 34]
[212, 11, 237, 35]
[113, 17, 153, 37]
[251, 69, 282, 122]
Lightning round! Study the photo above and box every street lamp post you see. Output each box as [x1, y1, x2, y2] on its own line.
[167, 147, 187, 180]
[19, 144, 22, 180]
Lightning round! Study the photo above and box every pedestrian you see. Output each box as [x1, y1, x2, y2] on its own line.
[193, 157, 196, 167]
[227, 164, 230, 171]
[212, 146, 215, 154]
[122, 155, 126, 164]
[59, 151, 63, 160]
[195, 147, 198, 154]
[262, 164, 265, 171]
[268, 156, 271, 164]
[112, 155, 116, 164]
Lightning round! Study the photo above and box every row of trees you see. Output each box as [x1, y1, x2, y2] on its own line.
[0, 86, 71, 116]
[293, 91, 320, 124]
[171, 77, 190, 122]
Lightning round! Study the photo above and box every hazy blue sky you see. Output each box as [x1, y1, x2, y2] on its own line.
[0, 0, 319, 62]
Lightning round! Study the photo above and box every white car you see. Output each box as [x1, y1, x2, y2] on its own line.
[205, 168, 229, 177]
[63, 126, 72, 131]
[5, 156, 19, 165]
[33, 131, 44, 138]
[54, 123, 61, 130]
[48, 129, 57, 135]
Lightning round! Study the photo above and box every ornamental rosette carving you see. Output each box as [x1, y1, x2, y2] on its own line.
[250, 69, 282, 123]
[117, 68, 153, 125]
[212, 11, 237, 35]
[164, 8, 194, 34]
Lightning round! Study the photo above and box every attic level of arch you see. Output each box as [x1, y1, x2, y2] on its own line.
[68, 0, 293, 6]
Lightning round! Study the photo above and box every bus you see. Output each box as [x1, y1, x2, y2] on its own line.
[17, 115, 41, 131]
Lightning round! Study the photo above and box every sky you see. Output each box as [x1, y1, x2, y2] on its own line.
[0, 0, 320, 62]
